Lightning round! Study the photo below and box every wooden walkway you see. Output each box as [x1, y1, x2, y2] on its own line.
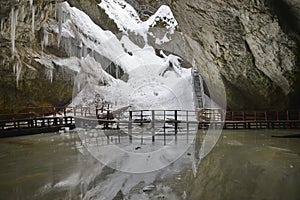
[0, 106, 75, 138]
[223, 110, 300, 129]
[0, 116, 75, 138]
[192, 61, 205, 108]
[94, 108, 300, 130]
[198, 109, 300, 129]
[0, 106, 299, 138]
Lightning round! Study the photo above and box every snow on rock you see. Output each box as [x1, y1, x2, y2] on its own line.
[159, 50, 182, 76]
[99, 0, 178, 43]
[49, 2, 194, 111]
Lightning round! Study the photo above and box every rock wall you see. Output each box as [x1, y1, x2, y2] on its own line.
[0, 0, 74, 113]
[148, 0, 300, 109]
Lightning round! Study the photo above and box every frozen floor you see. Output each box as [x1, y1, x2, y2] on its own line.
[0, 129, 299, 200]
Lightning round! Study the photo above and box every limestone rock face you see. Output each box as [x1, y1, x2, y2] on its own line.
[0, 0, 299, 111]
[0, 0, 74, 112]
[155, 0, 299, 109]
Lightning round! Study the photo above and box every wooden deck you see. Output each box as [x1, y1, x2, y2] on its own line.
[0, 106, 299, 138]
[198, 109, 300, 129]
[0, 116, 75, 138]
[0, 106, 75, 138]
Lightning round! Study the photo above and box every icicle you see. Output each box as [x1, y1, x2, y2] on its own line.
[57, 4, 63, 46]
[13, 61, 22, 86]
[66, 37, 72, 56]
[0, 19, 4, 35]
[79, 42, 83, 58]
[116, 65, 119, 79]
[49, 3, 53, 14]
[44, 30, 49, 46]
[31, 5, 35, 41]
[10, 7, 18, 57]
[41, 28, 49, 51]
[21, 5, 26, 22]
[45, 67, 53, 83]
[54, 2, 57, 19]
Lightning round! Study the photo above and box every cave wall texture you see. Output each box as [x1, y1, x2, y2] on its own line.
[0, 0, 299, 112]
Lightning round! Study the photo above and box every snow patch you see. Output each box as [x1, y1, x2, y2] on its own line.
[99, 0, 178, 43]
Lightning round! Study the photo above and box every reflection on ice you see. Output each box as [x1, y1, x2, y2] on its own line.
[77, 121, 198, 173]
[1, 130, 299, 199]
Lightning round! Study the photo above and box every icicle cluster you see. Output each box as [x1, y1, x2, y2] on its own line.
[31, 5, 35, 41]
[0, 20, 4, 35]
[56, 3, 70, 47]
[45, 67, 53, 83]
[10, 7, 18, 57]
[41, 27, 49, 50]
[13, 57, 22, 86]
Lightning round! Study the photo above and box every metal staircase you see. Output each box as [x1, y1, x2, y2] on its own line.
[192, 60, 205, 109]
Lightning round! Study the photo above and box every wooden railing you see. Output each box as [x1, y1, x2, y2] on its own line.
[0, 116, 74, 130]
[1, 106, 299, 131]
[225, 110, 300, 122]
[0, 106, 68, 120]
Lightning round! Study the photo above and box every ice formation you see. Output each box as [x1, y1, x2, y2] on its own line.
[99, 0, 178, 43]
[10, 7, 18, 57]
[43, 2, 194, 111]
[0, 19, 4, 35]
[13, 62, 22, 85]
[41, 27, 49, 50]
[31, 5, 35, 41]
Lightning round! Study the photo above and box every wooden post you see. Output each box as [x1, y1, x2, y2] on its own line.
[287, 110, 289, 121]
[186, 115, 189, 143]
[105, 110, 110, 129]
[140, 110, 143, 125]
[164, 127, 166, 146]
[53, 117, 57, 125]
[174, 110, 178, 135]
[242, 111, 245, 121]
[128, 110, 132, 143]
[63, 107, 66, 116]
[186, 111, 189, 122]
[254, 111, 257, 121]
[276, 111, 279, 121]
[129, 111, 132, 121]
[152, 110, 155, 142]
[52, 107, 56, 116]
